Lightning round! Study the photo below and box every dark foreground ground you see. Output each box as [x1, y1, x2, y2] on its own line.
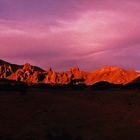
[0, 88, 140, 140]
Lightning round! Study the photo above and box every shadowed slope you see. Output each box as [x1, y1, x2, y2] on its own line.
[124, 75, 140, 89]
[0, 59, 10, 65]
[90, 81, 122, 90]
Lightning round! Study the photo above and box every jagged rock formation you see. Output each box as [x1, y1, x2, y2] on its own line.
[8, 63, 45, 84]
[43, 66, 86, 85]
[0, 60, 140, 86]
[70, 66, 87, 84]
[44, 68, 57, 84]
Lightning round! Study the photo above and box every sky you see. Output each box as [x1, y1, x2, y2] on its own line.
[0, 0, 140, 71]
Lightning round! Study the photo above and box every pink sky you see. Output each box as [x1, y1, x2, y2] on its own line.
[0, 0, 140, 71]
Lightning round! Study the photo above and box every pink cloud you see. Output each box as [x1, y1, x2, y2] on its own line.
[0, 0, 140, 71]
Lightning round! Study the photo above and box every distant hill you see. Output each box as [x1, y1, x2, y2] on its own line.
[90, 81, 122, 90]
[86, 66, 139, 85]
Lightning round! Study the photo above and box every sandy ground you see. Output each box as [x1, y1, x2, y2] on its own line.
[0, 88, 140, 140]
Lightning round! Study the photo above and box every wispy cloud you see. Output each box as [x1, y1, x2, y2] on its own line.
[0, 0, 140, 70]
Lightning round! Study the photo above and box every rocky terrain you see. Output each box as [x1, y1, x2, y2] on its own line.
[0, 60, 140, 85]
[0, 59, 140, 87]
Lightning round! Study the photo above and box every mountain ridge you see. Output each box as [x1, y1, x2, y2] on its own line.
[0, 59, 139, 86]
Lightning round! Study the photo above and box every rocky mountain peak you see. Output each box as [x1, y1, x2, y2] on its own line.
[0, 59, 140, 86]
[70, 66, 80, 74]
[23, 63, 32, 71]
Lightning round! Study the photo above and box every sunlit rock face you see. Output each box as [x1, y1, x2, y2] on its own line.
[70, 66, 87, 84]
[44, 68, 55, 84]
[86, 66, 139, 85]
[10, 63, 33, 83]
[23, 63, 33, 72]
[0, 59, 140, 86]
[43, 68, 66, 85]
[7, 63, 45, 84]
[15, 63, 46, 84]
[43, 66, 87, 85]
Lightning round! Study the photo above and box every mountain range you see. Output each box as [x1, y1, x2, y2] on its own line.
[0, 59, 140, 87]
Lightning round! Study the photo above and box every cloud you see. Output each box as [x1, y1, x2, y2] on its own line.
[0, 0, 140, 70]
